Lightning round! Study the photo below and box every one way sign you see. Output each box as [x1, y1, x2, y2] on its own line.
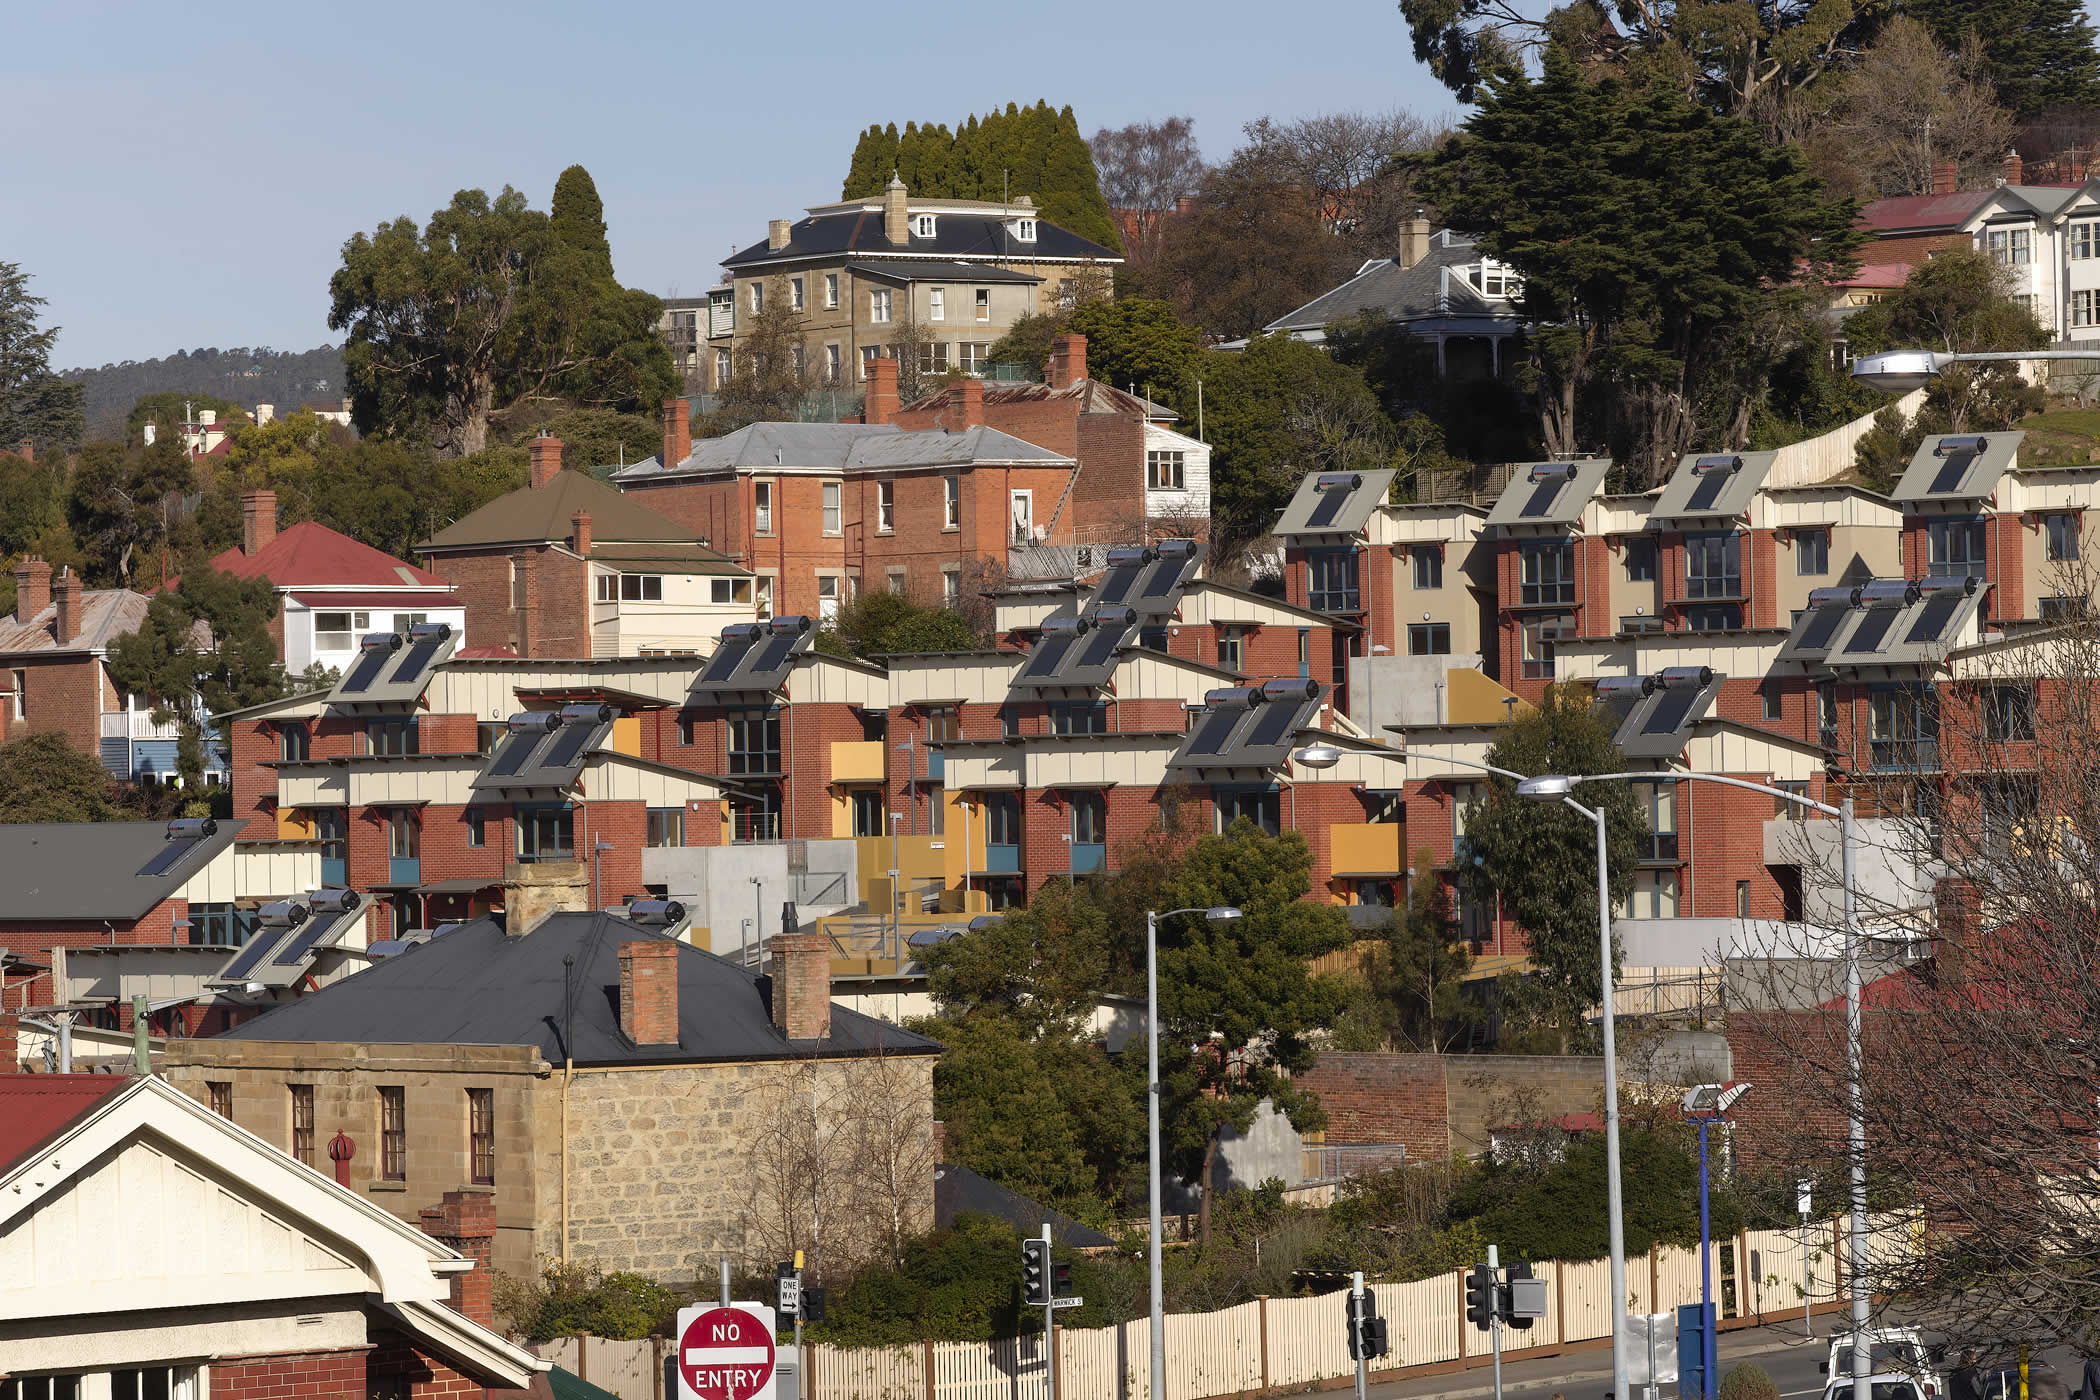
[676, 1303, 778, 1400]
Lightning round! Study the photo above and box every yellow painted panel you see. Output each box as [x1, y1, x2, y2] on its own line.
[830, 788, 852, 839]
[1330, 823, 1402, 878]
[278, 807, 314, 840]
[830, 740, 886, 784]
[943, 790, 989, 890]
[1446, 668, 1532, 725]
[610, 715, 641, 756]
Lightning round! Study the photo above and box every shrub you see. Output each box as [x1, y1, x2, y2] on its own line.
[1721, 1363, 1780, 1400]
[494, 1259, 682, 1342]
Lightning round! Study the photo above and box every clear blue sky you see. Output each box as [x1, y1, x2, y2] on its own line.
[1, 0, 1459, 371]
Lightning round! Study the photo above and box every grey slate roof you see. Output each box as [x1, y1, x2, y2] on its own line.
[842, 260, 1041, 285]
[1593, 668, 1726, 759]
[723, 205, 1119, 270]
[1274, 470, 1398, 539]
[1263, 232, 1522, 335]
[614, 422, 1072, 483]
[1649, 451, 1778, 525]
[1888, 432, 2023, 506]
[0, 820, 238, 921]
[1484, 459, 1616, 532]
[935, 1163, 1115, 1248]
[214, 911, 940, 1064]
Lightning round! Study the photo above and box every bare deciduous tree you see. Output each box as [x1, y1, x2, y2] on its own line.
[1089, 117, 1206, 272]
[1817, 18, 2019, 199]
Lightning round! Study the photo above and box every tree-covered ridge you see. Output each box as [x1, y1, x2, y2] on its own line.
[840, 102, 1123, 254]
[61, 344, 343, 444]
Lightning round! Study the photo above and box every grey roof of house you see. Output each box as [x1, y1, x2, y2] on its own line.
[472, 706, 616, 796]
[1008, 615, 1136, 695]
[909, 379, 1175, 421]
[615, 422, 1072, 483]
[0, 820, 239, 921]
[1824, 577, 1987, 668]
[208, 894, 368, 989]
[1274, 470, 1398, 539]
[1888, 432, 2023, 506]
[1649, 451, 1779, 525]
[841, 260, 1041, 285]
[723, 207, 1119, 270]
[0, 587, 183, 658]
[1167, 680, 1326, 774]
[1484, 459, 1616, 531]
[1085, 539, 1203, 620]
[689, 618, 817, 703]
[1593, 669, 1727, 759]
[324, 623, 459, 713]
[213, 911, 940, 1064]
[1263, 233, 1523, 334]
[934, 1163, 1115, 1248]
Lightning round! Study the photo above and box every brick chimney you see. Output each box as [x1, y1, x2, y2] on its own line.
[528, 432, 563, 490]
[14, 558, 49, 625]
[2003, 150, 2024, 185]
[1400, 215, 1433, 270]
[242, 489, 277, 556]
[502, 860, 587, 935]
[768, 931, 832, 1041]
[865, 355, 899, 426]
[662, 398, 691, 470]
[1934, 875, 1982, 981]
[418, 1188, 496, 1327]
[618, 939, 681, 1046]
[1046, 334, 1088, 390]
[885, 172, 910, 245]
[0, 1013, 17, 1074]
[1933, 159, 1958, 195]
[769, 219, 792, 251]
[958, 378, 985, 429]
[571, 511, 592, 557]
[54, 568, 82, 645]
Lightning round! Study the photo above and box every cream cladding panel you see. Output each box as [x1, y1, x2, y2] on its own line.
[587, 757, 727, 804]
[277, 767, 348, 807]
[347, 758, 480, 807]
[887, 655, 1020, 708]
[230, 845, 324, 901]
[1681, 729, 1823, 780]
[786, 657, 888, 708]
[944, 747, 1023, 790]
[170, 848, 241, 905]
[1114, 652, 1227, 703]
[1024, 738, 1179, 789]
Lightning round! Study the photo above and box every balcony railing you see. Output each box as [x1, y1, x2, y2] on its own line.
[101, 711, 183, 741]
[1870, 739, 1940, 772]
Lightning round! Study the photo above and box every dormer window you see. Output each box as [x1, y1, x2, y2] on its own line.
[914, 214, 937, 238]
[1014, 219, 1037, 243]
[1467, 260, 1519, 297]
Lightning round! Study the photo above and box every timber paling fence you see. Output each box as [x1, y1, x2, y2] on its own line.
[542, 1214, 1914, 1400]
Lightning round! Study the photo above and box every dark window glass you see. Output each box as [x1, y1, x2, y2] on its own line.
[1520, 541, 1576, 605]
[1409, 623, 1451, 655]
[280, 722, 310, 762]
[1684, 532, 1742, 599]
[1309, 548, 1361, 612]
[726, 708, 782, 774]
[468, 1087, 495, 1185]
[379, 1086, 406, 1179]
[290, 1084, 315, 1166]
[1796, 528, 1829, 576]
[1413, 545, 1444, 589]
[1624, 538, 1657, 583]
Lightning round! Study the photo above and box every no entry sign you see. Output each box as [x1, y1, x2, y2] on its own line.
[676, 1303, 778, 1400]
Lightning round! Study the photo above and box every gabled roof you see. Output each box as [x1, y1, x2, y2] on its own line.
[1484, 459, 1616, 532]
[0, 1075, 127, 1173]
[1649, 451, 1778, 525]
[723, 203, 1120, 270]
[0, 587, 157, 657]
[1888, 432, 2023, 506]
[1167, 680, 1326, 774]
[209, 520, 449, 590]
[215, 911, 940, 1064]
[419, 470, 732, 567]
[908, 378, 1175, 421]
[1262, 231, 1522, 334]
[1592, 668, 1726, 759]
[0, 819, 238, 921]
[618, 422, 1073, 482]
[1858, 189, 1998, 233]
[689, 617, 817, 702]
[1274, 469, 1398, 539]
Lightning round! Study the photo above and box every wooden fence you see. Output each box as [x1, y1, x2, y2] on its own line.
[539, 1215, 1898, 1400]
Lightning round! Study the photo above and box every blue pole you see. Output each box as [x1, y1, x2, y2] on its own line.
[1699, 1119, 1716, 1400]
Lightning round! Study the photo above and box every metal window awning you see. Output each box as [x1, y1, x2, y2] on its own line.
[417, 876, 501, 895]
[1333, 867, 1403, 878]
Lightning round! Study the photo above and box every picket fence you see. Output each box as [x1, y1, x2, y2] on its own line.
[541, 1215, 1904, 1400]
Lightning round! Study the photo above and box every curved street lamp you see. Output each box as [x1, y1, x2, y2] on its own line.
[1850, 347, 2100, 393]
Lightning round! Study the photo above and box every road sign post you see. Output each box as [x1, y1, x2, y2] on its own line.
[1040, 1226, 1057, 1400]
[675, 1303, 778, 1400]
[1487, 1246, 1503, 1400]
[1798, 1179, 1814, 1339]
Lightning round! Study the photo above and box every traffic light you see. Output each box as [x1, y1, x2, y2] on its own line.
[1364, 1317, 1389, 1360]
[1052, 1261, 1074, 1297]
[801, 1287, 827, 1325]
[1022, 1238, 1050, 1306]
[1501, 1262, 1534, 1331]
[1345, 1291, 1390, 1361]
[1464, 1264, 1495, 1329]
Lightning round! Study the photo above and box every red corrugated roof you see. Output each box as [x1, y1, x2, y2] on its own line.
[286, 590, 462, 610]
[0, 1075, 127, 1173]
[1839, 262, 1913, 289]
[209, 521, 450, 589]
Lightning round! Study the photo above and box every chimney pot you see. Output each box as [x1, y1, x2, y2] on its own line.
[528, 433, 564, 490]
[661, 398, 692, 471]
[571, 510, 593, 557]
[1932, 158, 1958, 195]
[959, 378, 985, 429]
[865, 356, 899, 426]
[54, 568, 82, 645]
[618, 939, 681, 1047]
[242, 489, 278, 556]
[768, 219, 792, 251]
[502, 860, 588, 935]
[768, 931, 832, 1041]
[1046, 334, 1088, 390]
[2003, 150, 2024, 186]
[14, 558, 50, 626]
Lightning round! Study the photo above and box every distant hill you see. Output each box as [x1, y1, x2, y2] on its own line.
[62, 345, 345, 443]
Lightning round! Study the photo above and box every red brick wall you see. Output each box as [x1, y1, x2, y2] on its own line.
[207, 1347, 373, 1400]
[1069, 412, 1147, 536]
[425, 546, 588, 659]
[368, 1325, 499, 1399]
[1294, 1052, 1451, 1159]
[4, 653, 110, 757]
[426, 552, 518, 656]
[1868, 230, 1971, 269]
[1749, 529, 1779, 629]
[1991, 511, 2024, 620]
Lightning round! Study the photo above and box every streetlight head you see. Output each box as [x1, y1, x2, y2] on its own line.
[1205, 907, 1243, 922]
[1680, 1082, 1750, 1115]
[1294, 744, 1343, 770]
[1849, 349, 1941, 392]
[1516, 774, 1575, 800]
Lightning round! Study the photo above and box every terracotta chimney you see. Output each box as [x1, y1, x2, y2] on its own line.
[571, 511, 592, 557]
[242, 489, 277, 556]
[2003, 150, 2024, 186]
[661, 398, 691, 470]
[418, 1188, 496, 1327]
[885, 172, 910, 245]
[1046, 334, 1088, 390]
[14, 558, 49, 625]
[865, 355, 899, 426]
[54, 568, 82, 645]
[768, 219, 792, 251]
[958, 378, 985, 430]
[528, 432, 563, 490]
[618, 939, 681, 1046]
[1932, 159, 1958, 195]
[502, 860, 587, 935]
[768, 931, 832, 1040]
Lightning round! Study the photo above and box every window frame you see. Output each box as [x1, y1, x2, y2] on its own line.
[1926, 516, 1987, 579]
[870, 288, 892, 324]
[824, 272, 840, 308]
[468, 1087, 495, 1185]
[726, 707, 783, 774]
[290, 1083, 315, 1166]
[975, 287, 992, 321]
[1684, 530, 1743, 599]
[1519, 541, 1576, 605]
[2046, 512, 2081, 562]
[1984, 683, 2037, 743]
[646, 807, 685, 848]
[877, 480, 895, 533]
[1308, 547, 1361, 613]
[1796, 527, 1830, 576]
[465, 806, 486, 848]
[379, 1085, 406, 1180]
[279, 721, 310, 762]
[754, 480, 774, 536]
[929, 287, 945, 321]
[943, 475, 960, 529]
[1408, 622, 1452, 656]
[822, 480, 842, 535]
[1146, 450, 1186, 491]
[1413, 544, 1444, 590]
[1623, 538, 1657, 583]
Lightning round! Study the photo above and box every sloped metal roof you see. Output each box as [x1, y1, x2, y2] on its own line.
[1274, 470, 1398, 539]
[1888, 432, 2023, 506]
[1649, 451, 1778, 525]
[1484, 459, 1615, 532]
